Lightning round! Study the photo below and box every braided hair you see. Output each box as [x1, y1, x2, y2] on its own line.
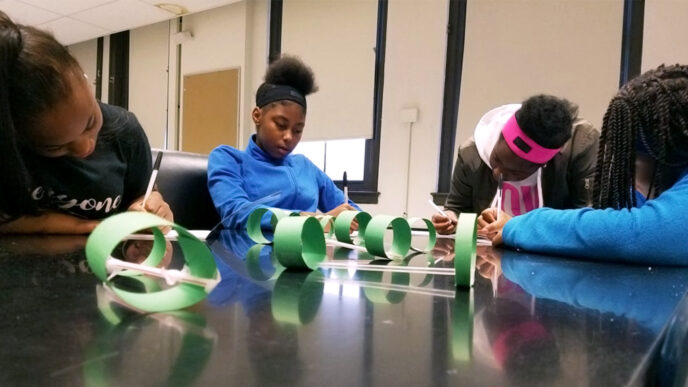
[593, 64, 688, 209]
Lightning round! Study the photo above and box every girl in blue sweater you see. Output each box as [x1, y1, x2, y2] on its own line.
[481, 64, 688, 265]
[208, 56, 359, 229]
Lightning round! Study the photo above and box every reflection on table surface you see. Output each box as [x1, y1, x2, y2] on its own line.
[1, 229, 687, 386]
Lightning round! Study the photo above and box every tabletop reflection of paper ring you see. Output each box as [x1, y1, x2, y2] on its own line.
[271, 270, 325, 325]
[452, 289, 474, 361]
[85, 212, 218, 312]
[246, 243, 284, 281]
[334, 210, 372, 245]
[273, 216, 327, 270]
[83, 307, 215, 387]
[363, 215, 412, 259]
[359, 261, 411, 304]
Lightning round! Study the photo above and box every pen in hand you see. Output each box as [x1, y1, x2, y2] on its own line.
[343, 171, 349, 204]
[496, 173, 503, 222]
[428, 198, 457, 224]
[142, 152, 163, 210]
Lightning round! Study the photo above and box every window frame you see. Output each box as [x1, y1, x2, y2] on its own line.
[269, 0, 387, 204]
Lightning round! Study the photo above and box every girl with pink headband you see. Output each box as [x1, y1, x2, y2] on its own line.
[432, 95, 599, 235]
[482, 64, 688, 265]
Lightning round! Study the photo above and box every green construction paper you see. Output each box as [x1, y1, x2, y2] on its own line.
[271, 270, 325, 325]
[452, 289, 474, 361]
[273, 216, 326, 270]
[360, 262, 411, 304]
[246, 207, 297, 244]
[454, 213, 477, 288]
[407, 217, 437, 253]
[246, 243, 284, 281]
[317, 214, 335, 237]
[85, 212, 218, 312]
[334, 211, 372, 245]
[363, 215, 412, 259]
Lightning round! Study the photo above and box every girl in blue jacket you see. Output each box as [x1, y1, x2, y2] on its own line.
[208, 56, 359, 229]
[481, 64, 688, 265]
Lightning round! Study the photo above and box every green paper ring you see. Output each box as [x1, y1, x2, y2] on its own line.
[85, 212, 218, 312]
[246, 207, 298, 244]
[454, 213, 477, 288]
[317, 214, 335, 237]
[407, 217, 437, 252]
[334, 210, 372, 245]
[271, 270, 325, 325]
[363, 215, 412, 259]
[273, 216, 326, 270]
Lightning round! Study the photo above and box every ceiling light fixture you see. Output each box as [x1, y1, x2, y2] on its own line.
[155, 3, 189, 16]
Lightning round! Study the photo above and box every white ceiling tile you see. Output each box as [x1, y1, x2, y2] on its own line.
[3, 0, 242, 45]
[71, 0, 170, 32]
[38, 17, 111, 45]
[139, 0, 242, 14]
[0, 0, 61, 25]
[15, 0, 118, 16]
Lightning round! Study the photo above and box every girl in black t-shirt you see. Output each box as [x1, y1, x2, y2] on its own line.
[0, 11, 172, 234]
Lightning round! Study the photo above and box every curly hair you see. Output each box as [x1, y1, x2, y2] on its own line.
[265, 55, 318, 97]
[515, 94, 576, 149]
[593, 64, 688, 209]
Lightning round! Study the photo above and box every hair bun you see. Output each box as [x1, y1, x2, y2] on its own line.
[264, 55, 318, 97]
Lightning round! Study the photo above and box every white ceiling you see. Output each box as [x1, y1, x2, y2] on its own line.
[1, 0, 241, 45]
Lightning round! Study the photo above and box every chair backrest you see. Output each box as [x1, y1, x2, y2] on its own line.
[151, 149, 220, 230]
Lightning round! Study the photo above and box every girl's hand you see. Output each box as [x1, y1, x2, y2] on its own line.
[479, 208, 511, 246]
[431, 210, 458, 235]
[128, 191, 174, 233]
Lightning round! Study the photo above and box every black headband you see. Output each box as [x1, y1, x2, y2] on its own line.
[256, 83, 307, 110]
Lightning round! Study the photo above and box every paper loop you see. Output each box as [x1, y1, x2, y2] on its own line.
[273, 216, 326, 270]
[334, 211, 372, 245]
[454, 213, 477, 288]
[86, 212, 219, 312]
[246, 207, 299, 244]
[271, 270, 325, 325]
[316, 214, 335, 237]
[407, 217, 437, 252]
[363, 215, 412, 259]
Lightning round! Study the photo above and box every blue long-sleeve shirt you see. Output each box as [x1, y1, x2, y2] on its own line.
[502, 168, 688, 265]
[208, 135, 359, 229]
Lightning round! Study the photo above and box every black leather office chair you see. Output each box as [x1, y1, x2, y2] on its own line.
[151, 149, 220, 230]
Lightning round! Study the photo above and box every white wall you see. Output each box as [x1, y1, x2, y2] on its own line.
[129, 20, 170, 149]
[68, 39, 98, 94]
[456, 0, 624, 150]
[242, 0, 269, 147]
[642, 0, 688, 72]
[359, 0, 449, 217]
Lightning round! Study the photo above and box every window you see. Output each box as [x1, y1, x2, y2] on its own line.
[292, 138, 367, 181]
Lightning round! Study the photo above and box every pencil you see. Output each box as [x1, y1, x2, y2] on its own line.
[496, 173, 503, 222]
[142, 152, 163, 209]
[343, 171, 349, 204]
[428, 198, 457, 224]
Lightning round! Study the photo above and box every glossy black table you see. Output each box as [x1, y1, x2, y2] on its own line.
[1, 230, 687, 386]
